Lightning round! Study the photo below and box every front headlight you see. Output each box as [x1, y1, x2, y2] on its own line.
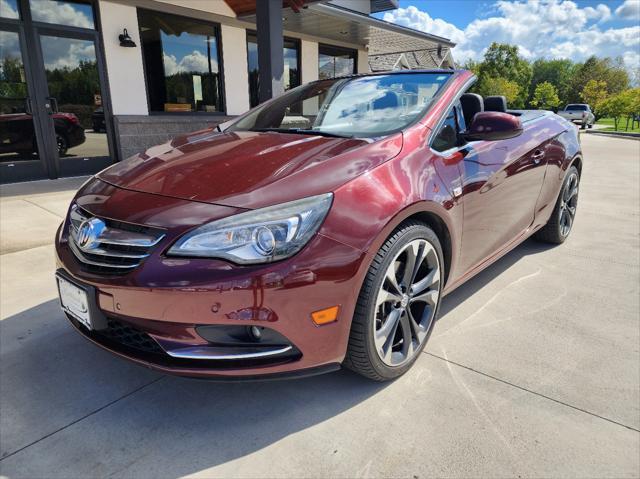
[167, 193, 333, 264]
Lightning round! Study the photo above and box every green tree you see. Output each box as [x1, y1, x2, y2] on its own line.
[463, 59, 481, 77]
[476, 77, 521, 105]
[599, 94, 627, 130]
[581, 79, 609, 118]
[531, 81, 561, 110]
[618, 88, 640, 130]
[568, 56, 629, 103]
[473, 43, 532, 108]
[529, 58, 576, 107]
[0, 56, 26, 101]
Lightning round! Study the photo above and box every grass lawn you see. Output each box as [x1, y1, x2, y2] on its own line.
[596, 117, 640, 133]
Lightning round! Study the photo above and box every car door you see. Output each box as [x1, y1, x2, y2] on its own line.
[0, 113, 35, 154]
[456, 121, 549, 274]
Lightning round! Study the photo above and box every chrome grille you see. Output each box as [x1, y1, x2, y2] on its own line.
[68, 205, 165, 275]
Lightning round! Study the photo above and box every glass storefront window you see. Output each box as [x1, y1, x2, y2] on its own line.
[318, 44, 357, 80]
[247, 33, 300, 108]
[40, 35, 109, 160]
[1, 0, 20, 19]
[29, 0, 95, 29]
[0, 29, 41, 163]
[138, 9, 223, 114]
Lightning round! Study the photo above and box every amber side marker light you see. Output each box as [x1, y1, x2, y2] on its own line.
[311, 306, 340, 325]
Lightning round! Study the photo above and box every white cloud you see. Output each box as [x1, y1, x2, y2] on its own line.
[163, 50, 218, 76]
[383, 0, 639, 76]
[163, 53, 180, 76]
[0, 0, 19, 19]
[584, 4, 612, 22]
[382, 6, 466, 44]
[41, 37, 96, 70]
[0, 30, 20, 61]
[29, 0, 94, 28]
[616, 0, 640, 20]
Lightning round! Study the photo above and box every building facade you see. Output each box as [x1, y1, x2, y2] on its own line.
[0, 0, 455, 183]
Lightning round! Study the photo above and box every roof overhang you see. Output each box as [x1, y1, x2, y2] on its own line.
[311, 4, 456, 47]
[370, 0, 399, 13]
[225, 0, 324, 16]
[238, 2, 455, 49]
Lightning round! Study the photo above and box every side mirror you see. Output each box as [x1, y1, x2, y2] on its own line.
[462, 111, 523, 142]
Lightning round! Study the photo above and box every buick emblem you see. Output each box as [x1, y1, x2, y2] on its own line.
[76, 217, 105, 250]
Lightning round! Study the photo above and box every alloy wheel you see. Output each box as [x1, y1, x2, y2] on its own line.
[559, 172, 579, 237]
[373, 239, 441, 367]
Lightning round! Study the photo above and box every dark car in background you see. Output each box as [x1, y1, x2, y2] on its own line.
[91, 107, 105, 133]
[55, 70, 582, 381]
[0, 111, 85, 157]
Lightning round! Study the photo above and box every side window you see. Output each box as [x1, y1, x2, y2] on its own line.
[432, 104, 463, 152]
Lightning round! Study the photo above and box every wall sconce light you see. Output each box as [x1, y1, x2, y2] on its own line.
[119, 29, 136, 48]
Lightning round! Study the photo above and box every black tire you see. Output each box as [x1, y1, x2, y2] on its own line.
[534, 166, 580, 244]
[344, 221, 444, 381]
[56, 133, 68, 156]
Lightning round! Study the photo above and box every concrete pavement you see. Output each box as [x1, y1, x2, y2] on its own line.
[1, 135, 638, 478]
[64, 131, 109, 159]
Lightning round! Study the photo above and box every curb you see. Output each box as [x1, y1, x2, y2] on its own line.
[584, 130, 640, 141]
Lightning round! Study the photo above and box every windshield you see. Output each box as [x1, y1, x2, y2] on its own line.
[228, 73, 452, 138]
[566, 104, 587, 111]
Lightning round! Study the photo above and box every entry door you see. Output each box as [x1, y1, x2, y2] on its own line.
[32, 27, 113, 178]
[0, 24, 51, 182]
[0, 0, 114, 183]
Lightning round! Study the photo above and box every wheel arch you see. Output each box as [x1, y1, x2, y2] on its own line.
[360, 201, 459, 289]
[570, 155, 583, 177]
[404, 211, 453, 287]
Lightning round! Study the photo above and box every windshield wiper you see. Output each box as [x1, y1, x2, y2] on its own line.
[249, 128, 353, 139]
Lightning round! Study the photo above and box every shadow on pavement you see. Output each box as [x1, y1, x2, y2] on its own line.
[439, 238, 555, 318]
[0, 237, 556, 476]
[0, 298, 387, 474]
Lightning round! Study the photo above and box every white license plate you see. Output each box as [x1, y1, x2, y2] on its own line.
[57, 276, 92, 329]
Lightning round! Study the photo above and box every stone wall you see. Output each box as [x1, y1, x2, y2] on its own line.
[113, 115, 233, 160]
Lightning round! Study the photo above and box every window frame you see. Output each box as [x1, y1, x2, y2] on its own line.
[245, 31, 301, 108]
[136, 8, 226, 116]
[318, 43, 358, 79]
[227, 72, 456, 139]
[431, 103, 465, 153]
[428, 76, 478, 155]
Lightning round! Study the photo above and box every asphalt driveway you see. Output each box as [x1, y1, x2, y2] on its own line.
[1, 134, 638, 478]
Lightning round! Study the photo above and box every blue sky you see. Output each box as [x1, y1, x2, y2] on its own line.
[375, 0, 635, 29]
[374, 0, 640, 77]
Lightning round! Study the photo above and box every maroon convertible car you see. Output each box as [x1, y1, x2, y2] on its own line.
[55, 70, 582, 381]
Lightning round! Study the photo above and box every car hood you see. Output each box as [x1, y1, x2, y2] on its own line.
[98, 128, 403, 210]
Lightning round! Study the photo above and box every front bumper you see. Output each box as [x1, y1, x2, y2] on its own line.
[55, 215, 367, 379]
[63, 311, 340, 381]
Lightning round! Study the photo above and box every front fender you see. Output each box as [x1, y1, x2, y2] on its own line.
[320, 147, 463, 293]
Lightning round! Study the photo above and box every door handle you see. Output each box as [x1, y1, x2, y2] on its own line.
[532, 149, 545, 164]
